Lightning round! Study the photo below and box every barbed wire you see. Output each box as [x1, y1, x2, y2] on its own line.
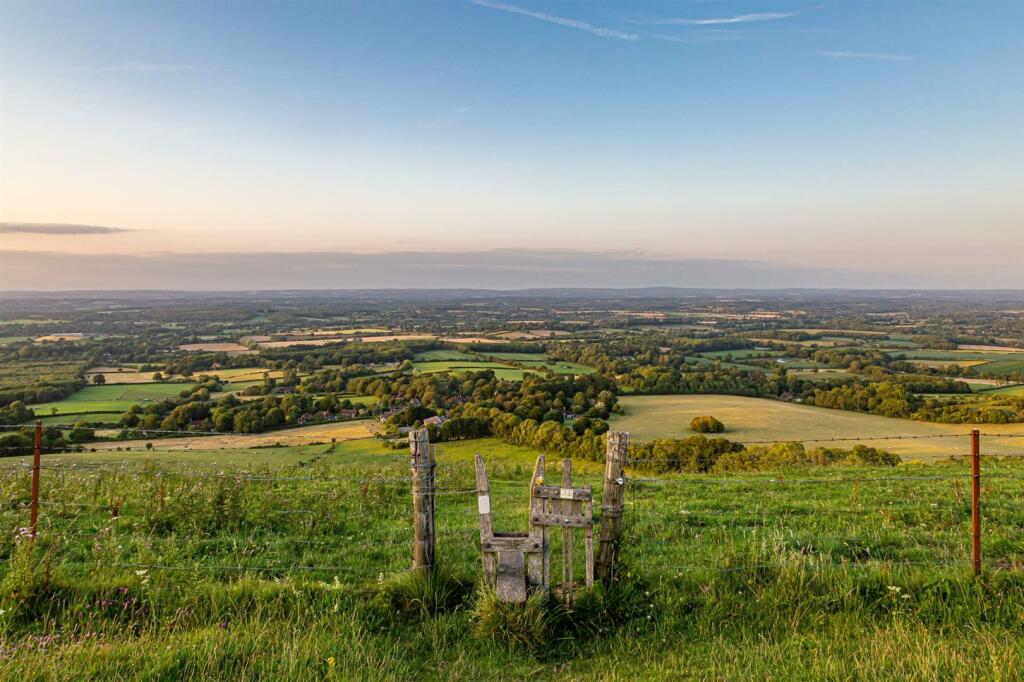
[626, 474, 972, 486]
[722, 433, 972, 445]
[628, 557, 974, 573]
[45, 559, 394, 575]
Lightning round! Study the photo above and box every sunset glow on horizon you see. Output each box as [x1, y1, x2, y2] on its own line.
[1, 1, 1021, 289]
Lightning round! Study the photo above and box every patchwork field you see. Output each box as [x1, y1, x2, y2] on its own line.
[613, 394, 1024, 459]
[788, 368, 854, 382]
[909, 359, 990, 370]
[84, 367, 167, 384]
[85, 419, 377, 450]
[177, 342, 254, 353]
[26, 383, 198, 421]
[257, 334, 435, 348]
[695, 349, 786, 360]
[413, 350, 476, 361]
[409, 350, 593, 378]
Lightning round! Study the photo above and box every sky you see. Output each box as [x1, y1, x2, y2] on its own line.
[0, 0, 1022, 290]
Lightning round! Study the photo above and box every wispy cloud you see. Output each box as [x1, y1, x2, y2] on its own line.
[0, 222, 137, 235]
[816, 50, 912, 61]
[469, 0, 640, 40]
[70, 61, 197, 73]
[631, 9, 809, 27]
[69, 62, 300, 75]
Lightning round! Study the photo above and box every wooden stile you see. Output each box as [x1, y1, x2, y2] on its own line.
[476, 453, 595, 603]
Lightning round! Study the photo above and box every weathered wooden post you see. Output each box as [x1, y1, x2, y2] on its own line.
[527, 455, 547, 592]
[474, 454, 497, 583]
[30, 421, 42, 539]
[409, 428, 435, 573]
[561, 459, 573, 602]
[597, 431, 628, 584]
[971, 429, 981, 576]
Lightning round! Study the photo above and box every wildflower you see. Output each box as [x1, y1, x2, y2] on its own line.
[327, 657, 336, 669]
[135, 570, 148, 577]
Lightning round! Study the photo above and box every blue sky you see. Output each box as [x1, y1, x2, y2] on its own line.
[1, 1, 1021, 288]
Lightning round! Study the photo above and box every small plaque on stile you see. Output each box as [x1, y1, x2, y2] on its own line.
[559, 488, 574, 500]
[478, 494, 491, 515]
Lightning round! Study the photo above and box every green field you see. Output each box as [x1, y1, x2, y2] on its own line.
[612, 394, 1024, 459]
[27, 412, 123, 426]
[975, 359, 1024, 377]
[788, 368, 854, 382]
[695, 349, 786, 360]
[411, 352, 594, 377]
[484, 351, 550, 361]
[27, 383, 196, 417]
[976, 384, 1024, 397]
[25, 383, 200, 420]
[1, 438, 1023, 678]
[413, 350, 477, 361]
[685, 356, 765, 372]
[512, 359, 596, 375]
[895, 349, 1024, 362]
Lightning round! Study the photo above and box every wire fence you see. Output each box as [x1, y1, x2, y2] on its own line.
[1, 427, 1022, 587]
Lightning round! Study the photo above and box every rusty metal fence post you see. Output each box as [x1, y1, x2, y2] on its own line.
[409, 428, 435, 574]
[971, 429, 981, 576]
[597, 431, 628, 585]
[30, 420, 42, 539]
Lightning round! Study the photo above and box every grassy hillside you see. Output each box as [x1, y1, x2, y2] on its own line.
[613, 395, 1024, 459]
[1, 438, 1023, 679]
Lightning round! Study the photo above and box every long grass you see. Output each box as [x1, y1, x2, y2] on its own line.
[1, 438, 1023, 679]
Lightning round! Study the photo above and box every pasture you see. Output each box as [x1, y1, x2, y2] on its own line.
[413, 350, 476, 361]
[257, 334, 436, 349]
[612, 395, 1024, 459]
[1, 437, 1023, 678]
[177, 343, 253, 353]
[695, 349, 786, 360]
[84, 368, 170, 384]
[29, 383, 195, 416]
[24, 383, 200, 424]
[83, 419, 376, 450]
[411, 354, 593, 379]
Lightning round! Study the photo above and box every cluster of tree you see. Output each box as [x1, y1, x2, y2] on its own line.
[914, 397, 1024, 424]
[463, 409, 609, 462]
[804, 382, 917, 418]
[346, 369, 618, 423]
[115, 390, 368, 435]
[0, 400, 35, 425]
[805, 381, 1024, 423]
[690, 415, 725, 433]
[712, 442, 900, 472]
[0, 423, 95, 457]
[0, 343, 89, 405]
